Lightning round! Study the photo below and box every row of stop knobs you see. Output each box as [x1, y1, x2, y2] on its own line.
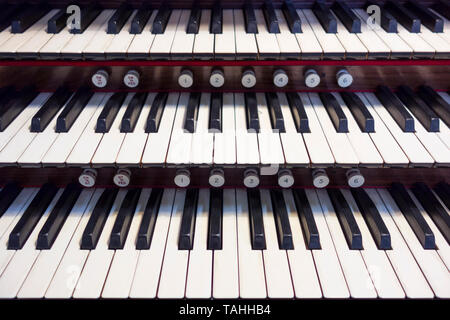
[91, 68, 354, 89]
[78, 168, 365, 189]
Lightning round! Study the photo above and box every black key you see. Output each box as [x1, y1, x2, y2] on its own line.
[178, 189, 199, 250]
[418, 85, 450, 127]
[340, 92, 374, 133]
[31, 87, 72, 132]
[136, 188, 163, 250]
[244, 3, 258, 34]
[292, 189, 320, 249]
[319, 92, 348, 133]
[0, 86, 13, 104]
[384, 1, 421, 33]
[263, 0, 280, 33]
[0, 3, 24, 32]
[432, 0, 450, 20]
[412, 182, 450, 244]
[121, 92, 147, 133]
[266, 92, 285, 133]
[145, 92, 167, 133]
[36, 183, 82, 250]
[313, 1, 337, 33]
[152, 5, 171, 34]
[0, 86, 37, 131]
[375, 86, 414, 132]
[327, 189, 362, 250]
[389, 183, 435, 249]
[245, 92, 259, 133]
[331, 0, 361, 33]
[396, 86, 439, 132]
[405, 0, 443, 33]
[47, 9, 67, 34]
[270, 190, 294, 250]
[209, 93, 222, 133]
[81, 188, 119, 250]
[0, 183, 22, 219]
[184, 93, 201, 133]
[351, 188, 391, 250]
[11, 6, 48, 33]
[70, 5, 102, 34]
[434, 182, 450, 210]
[56, 87, 93, 132]
[107, 4, 133, 34]
[208, 189, 223, 250]
[8, 183, 58, 250]
[210, 1, 223, 34]
[96, 92, 127, 133]
[366, 1, 398, 33]
[130, 6, 152, 34]
[187, 6, 201, 34]
[286, 92, 309, 133]
[109, 188, 141, 250]
[283, 0, 302, 33]
[247, 189, 266, 250]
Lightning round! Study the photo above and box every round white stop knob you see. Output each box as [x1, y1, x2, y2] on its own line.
[92, 69, 109, 88]
[304, 69, 321, 88]
[273, 69, 289, 88]
[79, 169, 97, 187]
[336, 69, 353, 88]
[241, 69, 257, 88]
[347, 169, 365, 188]
[113, 169, 131, 187]
[278, 169, 294, 188]
[123, 69, 140, 88]
[174, 169, 191, 188]
[209, 169, 225, 188]
[178, 69, 194, 88]
[312, 169, 329, 189]
[210, 69, 225, 88]
[243, 169, 260, 188]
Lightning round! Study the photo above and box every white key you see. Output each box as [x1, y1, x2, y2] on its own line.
[430, 10, 450, 44]
[0, 25, 15, 48]
[295, 10, 323, 59]
[254, 9, 280, 58]
[235, 93, 260, 165]
[166, 93, 192, 165]
[355, 93, 409, 166]
[274, 9, 301, 58]
[193, 10, 215, 59]
[416, 25, 450, 58]
[233, 9, 258, 59]
[236, 189, 266, 298]
[298, 93, 335, 166]
[73, 189, 127, 298]
[17, 189, 95, 298]
[260, 189, 294, 298]
[0, 188, 63, 298]
[394, 17, 435, 58]
[66, 93, 113, 166]
[370, 188, 434, 298]
[61, 10, 115, 58]
[332, 92, 383, 166]
[306, 189, 350, 298]
[170, 10, 195, 58]
[331, 11, 368, 59]
[157, 189, 189, 298]
[215, 9, 236, 59]
[44, 189, 103, 298]
[364, 92, 434, 167]
[101, 189, 151, 298]
[91, 93, 135, 167]
[190, 93, 213, 165]
[42, 93, 106, 167]
[283, 190, 322, 298]
[127, 11, 157, 58]
[150, 10, 182, 58]
[83, 10, 120, 59]
[316, 189, 378, 298]
[39, 20, 76, 58]
[302, 9, 345, 59]
[213, 189, 239, 298]
[0, 93, 52, 165]
[185, 189, 212, 298]
[309, 92, 359, 166]
[214, 93, 236, 165]
[130, 189, 176, 298]
[277, 93, 310, 166]
[105, 10, 138, 58]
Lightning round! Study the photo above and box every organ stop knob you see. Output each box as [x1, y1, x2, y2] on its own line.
[178, 69, 194, 88]
[123, 70, 140, 88]
[273, 69, 289, 88]
[304, 69, 321, 88]
[209, 169, 225, 188]
[336, 69, 353, 88]
[278, 169, 295, 188]
[174, 169, 191, 187]
[347, 169, 365, 188]
[210, 69, 225, 88]
[113, 169, 131, 187]
[243, 169, 260, 188]
[78, 169, 97, 187]
[241, 69, 257, 88]
[91, 69, 109, 88]
[312, 169, 330, 188]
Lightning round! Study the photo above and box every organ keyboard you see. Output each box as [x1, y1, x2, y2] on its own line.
[0, 0, 448, 304]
